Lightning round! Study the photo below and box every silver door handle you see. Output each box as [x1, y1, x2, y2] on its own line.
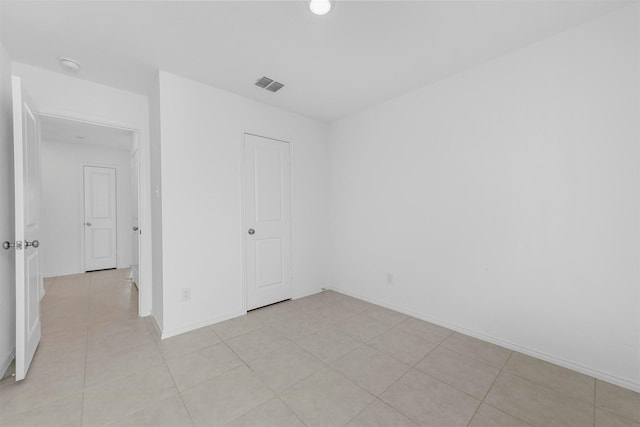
[85, 222, 92, 226]
[2, 241, 23, 250]
[25, 240, 39, 248]
[248, 228, 255, 235]
[132, 226, 139, 231]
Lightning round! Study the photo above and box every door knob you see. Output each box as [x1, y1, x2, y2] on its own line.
[85, 222, 92, 226]
[2, 241, 21, 250]
[25, 240, 39, 248]
[132, 226, 139, 231]
[248, 228, 255, 235]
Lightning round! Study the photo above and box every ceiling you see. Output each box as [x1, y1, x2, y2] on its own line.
[1, 1, 629, 122]
[40, 115, 134, 151]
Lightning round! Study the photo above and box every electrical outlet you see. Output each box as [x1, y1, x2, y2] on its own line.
[181, 288, 191, 302]
[386, 273, 394, 285]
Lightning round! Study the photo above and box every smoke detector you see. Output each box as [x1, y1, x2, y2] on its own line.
[59, 57, 81, 72]
[254, 76, 285, 93]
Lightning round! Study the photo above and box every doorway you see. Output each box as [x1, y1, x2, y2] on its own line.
[39, 115, 141, 298]
[244, 133, 292, 310]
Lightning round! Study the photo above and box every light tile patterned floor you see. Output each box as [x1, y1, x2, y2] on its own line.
[0, 269, 638, 426]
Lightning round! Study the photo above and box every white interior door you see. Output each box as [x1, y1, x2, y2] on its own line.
[83, 166, 117, 271]
[12, 76, 42, 381]
[130, 150, 139, 286]
[244, 134, 292, 310]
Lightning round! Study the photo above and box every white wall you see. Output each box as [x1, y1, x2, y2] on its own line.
[11, 63, 153, 315]
[0, 42, 16, 377]
[328, 5, 639, 391]
[148, 75, 163, 331]
[156, 71, 329, 336]
[41, 140, 132, 277]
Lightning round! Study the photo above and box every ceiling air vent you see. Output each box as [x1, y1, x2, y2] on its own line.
[255, 76, 274, 88]
[255, 76, 285, 93]
[265, 81, 284, 93]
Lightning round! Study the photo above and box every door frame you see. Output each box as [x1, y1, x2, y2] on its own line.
[80, 164, 118, 272]
[240, 132, 294, 312]
[130, 148, 140, 287]
[38, 111, 150, 317]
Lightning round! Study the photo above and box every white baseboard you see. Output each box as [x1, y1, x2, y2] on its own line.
[43, 270, 81, 278]
[0, 348, 15, 379]
[159, 289, 323, 340]
[330, 286, 640, 393]
[148, 314, 162, 340]
[160, 310, 246, 340]
[293, 287, 324, 300]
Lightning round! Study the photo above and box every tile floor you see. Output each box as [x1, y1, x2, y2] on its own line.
[0, 269, 638, 426]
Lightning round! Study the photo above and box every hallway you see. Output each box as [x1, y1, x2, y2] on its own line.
[0, 269, 158, 425]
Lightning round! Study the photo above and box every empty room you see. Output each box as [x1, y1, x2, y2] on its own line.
[0, 1, 638, 426]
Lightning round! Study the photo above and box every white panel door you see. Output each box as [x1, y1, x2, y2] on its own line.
[12, 76, 42, 381]
[245, 134, 292, 310]
[130, 150, 139, 286]
[84, 166, 117, 271]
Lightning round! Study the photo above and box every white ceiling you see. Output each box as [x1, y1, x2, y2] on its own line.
[1, 1, 629, 122]
[40, 115, 134, 151]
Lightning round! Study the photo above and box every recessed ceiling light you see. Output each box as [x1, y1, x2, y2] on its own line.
[59, 57, 81, 72]
[309, 0, 332, 16]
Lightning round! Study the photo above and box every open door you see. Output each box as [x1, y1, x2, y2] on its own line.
[12, 76, 42, 381]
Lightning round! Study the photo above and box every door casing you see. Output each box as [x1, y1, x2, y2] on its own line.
[38, 112, 149, 317]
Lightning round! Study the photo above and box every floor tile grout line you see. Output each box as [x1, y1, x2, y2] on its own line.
[339, 397, 376, 427]
[152, 333, 197, 427]
[266, 395, 311, 427]
[481, 350, 513, 401]
[1, 276, 90, 421]
[207, 343, 285, 427]
[593, 379, 597, 427]
[268, 347, 332, 397]
[374, 369, 427, 427]
[113, 299, 209, 426]
[375, 363, 489, 427]
[329, 337, 415, 398]
[380, 334, 509, 421]
[266, 348, 374, 426]
[82, 270, 172, 426]
[374, 362, 411, 399]
[462, 350, 513, 427]
[79, 272, 92, 426]
[594, 405, 640, 425]
[499, 353, 599, 402]
[480, 402, 535, 426]
[476, 351, 573, 427]
[434, 331, 510, 369]
[487, 364, 599, 409]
